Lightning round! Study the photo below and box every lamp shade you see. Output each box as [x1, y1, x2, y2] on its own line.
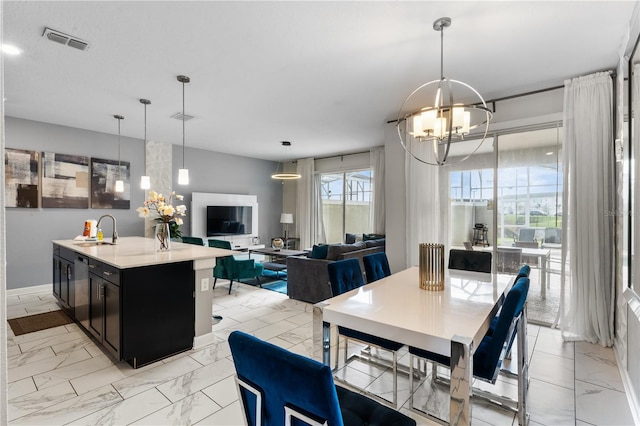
[280, 213, 294, 224]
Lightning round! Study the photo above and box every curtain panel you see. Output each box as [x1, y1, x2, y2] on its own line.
[371, 147, 385, 234]
[405, 144, 448, 268]
[561, 71, 615, 346]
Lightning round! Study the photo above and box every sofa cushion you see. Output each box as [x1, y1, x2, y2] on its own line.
[310, 244, 329, 259]
[365, 238, 385, 248]
[363, 233, 385, 241]
[326, 241, 367, 261]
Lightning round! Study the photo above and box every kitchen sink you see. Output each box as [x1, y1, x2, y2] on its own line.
[73, 241, 115, 247]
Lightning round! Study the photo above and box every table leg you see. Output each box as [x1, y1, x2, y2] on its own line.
[313, 303, 329, 364]
[541, 253, 548, 299]
[450, 335, 473, 426]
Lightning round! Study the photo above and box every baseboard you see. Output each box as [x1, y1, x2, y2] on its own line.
[613, 344, 640, 425]
[193, 331, 217, 349]
[6, 284, 51, 297]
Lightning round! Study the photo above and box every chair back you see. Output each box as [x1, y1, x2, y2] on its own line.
[474, 277, 528, 382]
[328, 258, 365, 296]
[363, 252, 391, 283]
[518, 228, 536, 242]
[496, 247, 523, 273]
[181, 236, 205, 246]
[229, 330, 344, 426]
[516, 264, 531, 280]
[448, 249, 492, 273]
[208, 239, 232, 250]
[544, 227, 562, 244]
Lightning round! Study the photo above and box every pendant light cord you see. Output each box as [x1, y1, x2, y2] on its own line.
[144, 102, 147, 174]
[440, 25, 444, 80]
[117, 117, 121, 179]
[182, 79, 185, 169]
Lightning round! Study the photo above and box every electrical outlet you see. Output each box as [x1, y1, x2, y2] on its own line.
[200, 277, 209, 292]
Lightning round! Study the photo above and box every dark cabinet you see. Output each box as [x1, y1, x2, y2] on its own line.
[52, 246, 75, 315]
[53, 243, 194, 368]
[88, 262, 120, 359]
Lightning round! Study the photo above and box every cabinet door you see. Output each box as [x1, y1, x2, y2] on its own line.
[88, 274, 104, 341]
[52, 256, 61, 299]
[103, 281, 120, 358]
[60, 260, 72, 306]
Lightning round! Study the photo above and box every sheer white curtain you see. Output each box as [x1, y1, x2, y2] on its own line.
[370, 147, 385, 234]
[296, 158, 325, 249]
[405, 145, 448, 267]
[632, 64, 640, 298]
[561, 71, 615, 346]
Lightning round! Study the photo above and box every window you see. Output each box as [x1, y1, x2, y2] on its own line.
[320, 169, 372, 244]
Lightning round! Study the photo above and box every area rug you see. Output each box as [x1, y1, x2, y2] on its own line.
[8, 310, 73, 336]
[262, 280, 288, 295]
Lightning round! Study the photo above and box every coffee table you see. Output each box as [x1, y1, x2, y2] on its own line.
[249, 247, 308, 277]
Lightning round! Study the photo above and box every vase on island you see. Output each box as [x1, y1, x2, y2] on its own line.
[155, 222, 171, 252]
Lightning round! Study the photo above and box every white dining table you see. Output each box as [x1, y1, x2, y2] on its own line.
[313, 267, 514, 425]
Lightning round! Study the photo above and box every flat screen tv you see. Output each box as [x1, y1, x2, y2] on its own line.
[207, 206, 253, 236]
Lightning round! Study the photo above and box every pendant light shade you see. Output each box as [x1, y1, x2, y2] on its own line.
[177, 75, 190, 185]
[396, 17, 492, 166]
[140, 98, 151, 190]
[114, 114, 125, 192]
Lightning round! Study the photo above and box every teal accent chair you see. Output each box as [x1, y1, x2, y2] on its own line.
[208, 239, 263, 294]
[181, 236, 205, 245]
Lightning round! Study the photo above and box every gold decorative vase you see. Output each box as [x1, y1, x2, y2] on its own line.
[419, 243, 444, 291]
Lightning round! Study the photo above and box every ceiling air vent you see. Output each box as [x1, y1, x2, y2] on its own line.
[42, 27, 89, 51]
[171, 112, 195, 121]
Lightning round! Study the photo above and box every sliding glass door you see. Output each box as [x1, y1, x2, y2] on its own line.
[320, 170, 372, 244]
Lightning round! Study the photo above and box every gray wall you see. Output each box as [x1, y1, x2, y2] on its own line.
[5, 117, 281, 290]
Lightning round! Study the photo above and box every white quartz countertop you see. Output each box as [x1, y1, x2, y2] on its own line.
[53, 236, 238, 269]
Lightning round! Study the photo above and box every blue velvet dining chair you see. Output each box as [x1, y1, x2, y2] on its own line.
[208, 239, 263, 294]
[327, 258, 404, 407]
[362, 252, 391, 283]
[448, 249, 492, 273]
[228, 330, 416, 426]
[409, 276, 530, 424]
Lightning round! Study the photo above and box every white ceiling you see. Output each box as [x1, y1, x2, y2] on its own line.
[2, 1, 635, 162]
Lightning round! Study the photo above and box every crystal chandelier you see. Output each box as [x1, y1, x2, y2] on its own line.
[397, 17, 493, 166]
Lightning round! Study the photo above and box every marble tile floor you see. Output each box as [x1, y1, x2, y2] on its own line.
[5, 282, 636, 425]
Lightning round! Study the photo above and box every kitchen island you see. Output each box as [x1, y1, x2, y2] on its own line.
[52, 236, 234, 368]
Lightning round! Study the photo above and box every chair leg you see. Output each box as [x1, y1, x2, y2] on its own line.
[256, 276, 262, 288]
[213, 277, 217, 289]
[228, 280, 234, 295]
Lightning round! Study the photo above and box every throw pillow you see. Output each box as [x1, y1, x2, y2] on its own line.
[310, 244, 329, 259]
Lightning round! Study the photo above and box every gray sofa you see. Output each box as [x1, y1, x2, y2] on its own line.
[286, 239, 385, 304]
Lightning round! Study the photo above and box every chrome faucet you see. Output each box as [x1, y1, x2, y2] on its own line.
[97, 214, 118, 244]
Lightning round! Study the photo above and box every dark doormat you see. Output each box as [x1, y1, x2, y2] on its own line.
[8, 310, 74, 336]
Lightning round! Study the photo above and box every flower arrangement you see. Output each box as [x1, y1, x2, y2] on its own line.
[137, 191, 187, 240]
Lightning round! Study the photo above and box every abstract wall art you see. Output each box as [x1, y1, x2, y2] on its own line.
[5, 148, 39, 208]
[42, 152, 90, 208]
[90, 157, 130, 209]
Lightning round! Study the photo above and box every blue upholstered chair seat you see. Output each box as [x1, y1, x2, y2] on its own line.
[328, 258, 404, 407]
[229, 331, 416, 426]
[409, 277, 530, 422]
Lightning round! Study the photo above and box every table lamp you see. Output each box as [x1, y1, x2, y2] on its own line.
[280, 213, 294, 242]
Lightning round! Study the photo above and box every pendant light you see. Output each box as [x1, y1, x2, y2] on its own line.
[114, 114, 125, 192]
[140, 99, 151, 190]
[396, 17, 493, 166]
[177, 75, 190, 185]
[271, 141, 301, 179]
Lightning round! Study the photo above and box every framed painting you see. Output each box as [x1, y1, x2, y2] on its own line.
[90, 157, 130, 209]
[42, 152, 90, 208]
[5, 148, 39, 208]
